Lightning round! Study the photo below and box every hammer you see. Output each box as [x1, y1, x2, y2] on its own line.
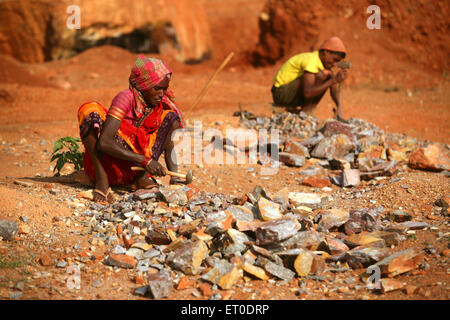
[131, 166, 194, 184]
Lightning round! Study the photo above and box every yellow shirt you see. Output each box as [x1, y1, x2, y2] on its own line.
[273, 51, 324, 87]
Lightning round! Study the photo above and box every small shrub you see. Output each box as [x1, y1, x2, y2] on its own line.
[50, 137, 84, 175]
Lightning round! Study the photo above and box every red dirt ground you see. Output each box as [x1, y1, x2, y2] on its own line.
[0, 0, 448, 302]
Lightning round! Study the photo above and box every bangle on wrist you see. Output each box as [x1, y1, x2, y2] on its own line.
[141, 157, 151, 167]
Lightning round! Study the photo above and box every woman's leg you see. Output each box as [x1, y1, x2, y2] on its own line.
[82, 127, 112, 202]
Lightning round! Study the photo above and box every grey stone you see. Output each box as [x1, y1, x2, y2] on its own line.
[56, 260, 68, 268]
[226, 205, 255, 222]
[112, 245, 127, 255]
[166, 240, 208, 275]
[267, 230, 325, 251]
[0, 218, 18, 241]
[134, 285, 148, 297]
[255, 218, 301, 245]
[147, 270, 172, 299]
[311, 134, 355, 160]
[212, 228, 252, 256]
[263, 260, 295, 281]
[345, 247, 390, 269]
[278, 152, 305, 167]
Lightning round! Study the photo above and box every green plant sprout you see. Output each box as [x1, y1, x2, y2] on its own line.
[50, 137, 84, 175]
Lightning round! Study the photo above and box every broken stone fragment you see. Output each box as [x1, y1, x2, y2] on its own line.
[317, 208, 349, 232]
[319, 120, 354, 139]
[270, 230, 325, 251]
[104, 254, 137, 269]
[166, 240, 208, 275]
[325, 236, 350, 255]
[311, 134, 355, 160]
[371, 249, 422, 277]
[225, 205, 255, 222]
[345, 246, 390, 269]
[146, 227, 171, 245]
[262, 259, 295, 281]
[294, 250, 314, 277]
[212, 228, 252, 256]
[344, 207, 383, 235]
[201, 259, 243, 290]
[279, 152, 305, 167]
[235, 220, 265, 232]
[179, 219, 202, 236]
[369, 231, 401, 247]
[344, 232, 386, 248]
[255, 218, 301, 245]
[283, 139, 310, 157]
[133, 188, 159, 200]
[397, 221, 430, 231]
[258, 197, 282, 221]
[158, 186, 188, 206]
[243, 262, 270, 280]
[147, 269, 172, 299]
[251, 245, 284, 265]
[358, 158, 399, 177]
[379, 278, 404, 293]
[0, 217, 18, 241]
[409, 144, 450, 171]
[341, 169, 360, 187]
[390, 210, 412, 222]
[205, 214, 234, 236]
[357, 145, 387, 162]
[301, 177, 331, 188]
[288, 192, 322, 208]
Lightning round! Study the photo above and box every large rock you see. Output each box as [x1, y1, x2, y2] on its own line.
[147, 270, 173, 299]
[409, 144, 450, 172]
[311, 134, 355, 160]
[0, 217, 18, 241]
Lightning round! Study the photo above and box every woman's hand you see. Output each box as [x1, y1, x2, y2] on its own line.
[145, 159, 166, 177]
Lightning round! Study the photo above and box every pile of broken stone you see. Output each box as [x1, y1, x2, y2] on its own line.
[239, 111, 450, 186]
[62, 112, 448, 300]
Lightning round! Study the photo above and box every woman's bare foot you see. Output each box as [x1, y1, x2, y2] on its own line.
[93, 187, 115, 204]
[75, 170, 94, 186]
[131, 174, 159, 191]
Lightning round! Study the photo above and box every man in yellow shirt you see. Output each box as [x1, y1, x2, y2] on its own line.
[271, 36, 348, 121]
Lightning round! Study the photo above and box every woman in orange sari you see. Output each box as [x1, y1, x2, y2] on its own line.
[77, 55, 185, 203]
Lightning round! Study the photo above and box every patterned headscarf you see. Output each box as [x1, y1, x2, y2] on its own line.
[129, 55, 184, 127]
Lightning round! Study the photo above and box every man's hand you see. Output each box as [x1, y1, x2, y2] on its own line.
[145, 159, 166, 177]
[332, 70, 347, 84]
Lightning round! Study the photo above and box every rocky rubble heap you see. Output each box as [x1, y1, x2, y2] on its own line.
[238, 112, 450, 187]
[53, 181, 447, 300]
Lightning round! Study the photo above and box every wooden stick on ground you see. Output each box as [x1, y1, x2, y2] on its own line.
[184, 52, 235, 117]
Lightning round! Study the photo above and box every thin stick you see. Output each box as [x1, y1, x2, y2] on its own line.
[184, 52, 234, 116]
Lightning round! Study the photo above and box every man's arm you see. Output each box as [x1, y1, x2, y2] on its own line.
[330, 83, 343, 120]
[302, 71, 335, 99]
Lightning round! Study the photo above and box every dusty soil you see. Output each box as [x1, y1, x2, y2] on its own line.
[0, 0, 448, 302]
